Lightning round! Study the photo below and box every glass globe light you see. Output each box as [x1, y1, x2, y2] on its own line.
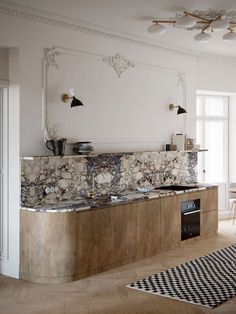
[175, 15, 196, 28]
[223, 31, 236, 42]
[194, 31, 211, 43]
[211, 19, 228, 31]
[147, 23, 167, 35]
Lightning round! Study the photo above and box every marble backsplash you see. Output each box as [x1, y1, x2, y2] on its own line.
[21, 151, 197, 206]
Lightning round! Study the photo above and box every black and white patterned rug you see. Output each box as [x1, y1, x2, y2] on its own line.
[127, 244, 236, 308]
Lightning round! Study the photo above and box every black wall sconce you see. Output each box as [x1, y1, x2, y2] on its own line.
[62, 88, 84, 107]
[169, 103, 187, 115]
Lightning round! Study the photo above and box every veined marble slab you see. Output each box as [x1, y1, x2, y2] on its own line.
[21, 184, 216, 213]
[21, 151, 198, 207]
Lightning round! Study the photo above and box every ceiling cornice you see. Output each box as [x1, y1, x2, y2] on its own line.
[1, 0, 236, 63]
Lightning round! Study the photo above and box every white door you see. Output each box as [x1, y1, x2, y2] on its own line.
[196, 94, 228, 217]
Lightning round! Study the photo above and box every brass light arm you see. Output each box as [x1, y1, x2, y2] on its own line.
[183, 11, 210, 23]
[196, 21, 209, 24]
[211, 15, 223, 22]
[202, 24, 210, 32]
[152, 13, 223, 28]
[152, 20, 176, 24]
[152, 20, 210, 25]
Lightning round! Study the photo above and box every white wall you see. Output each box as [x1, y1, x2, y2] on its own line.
[196, 57, 236, 184]
[0, 11, 197, 157]
[46, 48, 196, 153]
[196, 57, 236, 93]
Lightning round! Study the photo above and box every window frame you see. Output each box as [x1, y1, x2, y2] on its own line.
[196, 94, 229, 184]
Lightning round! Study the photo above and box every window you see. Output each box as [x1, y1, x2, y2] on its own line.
[196, 94, 228, 212]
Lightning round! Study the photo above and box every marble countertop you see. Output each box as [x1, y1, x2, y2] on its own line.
[21, 184, 217, 213]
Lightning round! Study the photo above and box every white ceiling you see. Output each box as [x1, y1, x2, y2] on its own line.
[8, 0, 236, 58]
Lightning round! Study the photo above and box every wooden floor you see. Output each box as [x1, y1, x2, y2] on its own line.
[0, 220, 236, 314]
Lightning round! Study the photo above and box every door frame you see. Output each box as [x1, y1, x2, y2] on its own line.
[0, 48, 20, 278]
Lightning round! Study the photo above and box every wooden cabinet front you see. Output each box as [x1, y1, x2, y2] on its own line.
[77, 199, 161, 276]
[20, 211, 77, 284]
[200, 187, 218, 239]
[136, 199, 161, 258]
[201, 187, 218, 212]
[108, 202, 137, 265]
[160, 195, 181, 250]
[201, 210, 218, 239]
[20, 187, 218, 283]
[77, 208, 109, 277]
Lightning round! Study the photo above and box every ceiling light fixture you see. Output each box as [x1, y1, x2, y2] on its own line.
[147, 9, 236, 43]
[169, 104, 187, 115]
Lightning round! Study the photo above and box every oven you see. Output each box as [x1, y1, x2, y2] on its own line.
[181, 199, 200, 241]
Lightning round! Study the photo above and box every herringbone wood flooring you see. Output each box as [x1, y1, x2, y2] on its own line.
[0, 220, 236, 314]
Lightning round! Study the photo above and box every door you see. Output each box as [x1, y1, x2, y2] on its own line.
[196, 94, 228, 216]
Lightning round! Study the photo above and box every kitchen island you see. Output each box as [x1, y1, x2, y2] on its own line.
[20, 185, 218, 283]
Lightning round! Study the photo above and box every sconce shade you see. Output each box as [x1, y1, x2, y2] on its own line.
[169, 103, 187, 114]
[62, 93, 84, 107]
[71, 96, 84, 107]
[177, 106, 187, 114]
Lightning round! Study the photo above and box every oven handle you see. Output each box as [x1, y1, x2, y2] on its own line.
[183, 209, 200, 216]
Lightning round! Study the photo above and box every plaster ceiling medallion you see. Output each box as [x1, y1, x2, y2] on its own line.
[147, 9, 236, 43]
[103, 53, 135, 78]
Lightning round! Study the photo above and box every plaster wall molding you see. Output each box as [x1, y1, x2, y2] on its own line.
[1, 1, 236, 62]
[50, 46, 186, 74]
[177, 72, 187, 105]
[44, 47, 62, 71]
[0, 0, 222, 61]
[42, 46, 188, 135]
[103, 53, 135, 78]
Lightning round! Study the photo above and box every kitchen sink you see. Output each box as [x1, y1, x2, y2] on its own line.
[156, 185, 198, 191]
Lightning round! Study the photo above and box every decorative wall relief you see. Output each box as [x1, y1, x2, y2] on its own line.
[21, 151, 197, 207]
[44, 47, 62, 71]
[42, 47, 63, 140]
[103, 53, 135, 77]
[177, 72, 186, 108]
